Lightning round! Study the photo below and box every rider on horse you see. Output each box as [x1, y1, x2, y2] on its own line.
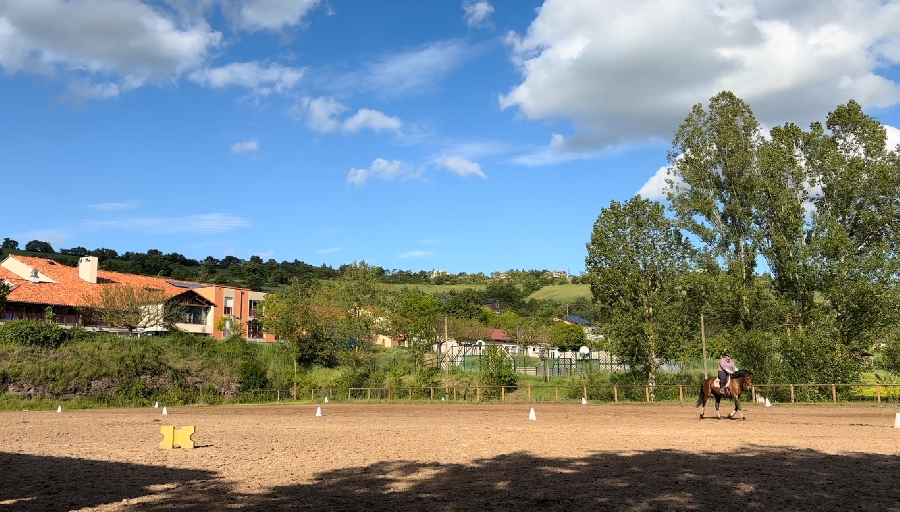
[718, 351, 737, 396]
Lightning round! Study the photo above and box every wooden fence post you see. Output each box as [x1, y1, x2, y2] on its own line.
[877, 385, 882, 404]
[555, 386, 559, 401]
[477, 387, 482, 402]
[790, 385, 795, 403]
[583, 385, 587, 400]
[832, 384, 837, 404]
[430, 387, 434, 400]
[528, 385, 532, 401]
[501, 386, 506, 402]
[614, 385, 618, 403]
[645, 386, 650, 403]
[367, 389, 371, 400]
[679, 386, 684, 404]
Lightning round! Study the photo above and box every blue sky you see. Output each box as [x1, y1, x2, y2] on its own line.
[2, 0, 900, 275]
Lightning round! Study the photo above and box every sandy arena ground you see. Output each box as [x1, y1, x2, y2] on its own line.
[1, 401, 899, 511]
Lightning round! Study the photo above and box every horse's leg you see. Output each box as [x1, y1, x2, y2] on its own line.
[714, 394, 722, 419]
[731, 395, 744, 420]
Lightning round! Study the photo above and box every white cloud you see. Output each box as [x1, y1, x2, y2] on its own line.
[84, 213, 250, 234]
[190, 61, 303, 95]
[251, 249, 274, 259]
[436, 156, 487, 178]
[347, 158, 420, 185]
[234, 0, 321, 31]
[0, 0, 221, 95]
[316, 247, 341, 254]
[335, 40, 477, 98]
[342, 109, 402, 133]
[231, 139, 259, 153]
[887, 124, 900, 150]
[87, 201, 138, 211]
[463, 1, 494, 28]
[636, 165, 673, 200]
[500, 0, 900, 154]
[398, 250, 432, 259]
[296, 96, 402, 134]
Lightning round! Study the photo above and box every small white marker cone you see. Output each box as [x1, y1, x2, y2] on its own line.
[441, 397, 445, 401]
[582, 397, 588, 405]
[162, 407, 168, 415]
[56, 406, 62, 413]
[894, 412, 900, 429]
[154, 401, 159, 408]
[765, 398, 772, 407]
[324, 397, 329, 403]
[528, 408, 537, 421]
[316, 406, 323, 417]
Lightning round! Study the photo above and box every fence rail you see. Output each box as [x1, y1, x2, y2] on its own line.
[7, 383, 900, 407]
[235, 383, 900, 405]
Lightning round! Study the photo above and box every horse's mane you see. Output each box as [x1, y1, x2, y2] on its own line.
[732, 369, 753, 379]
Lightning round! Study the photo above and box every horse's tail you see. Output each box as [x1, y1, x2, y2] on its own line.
[695, 380, 705, 407]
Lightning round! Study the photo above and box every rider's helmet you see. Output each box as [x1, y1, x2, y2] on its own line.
[723, 351, 732, 357]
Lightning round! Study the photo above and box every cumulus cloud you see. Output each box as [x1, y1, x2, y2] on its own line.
[231, 139, 259, 153]
[501, 0, 900, 155]
[296, 96, 402, 134]
[83, 213, 250, 234]
[342, 109, 402, 133]
[436, 156, 487, 178]
[190, 61, 303, 95]
[887, 125, 900, 150]
[462, 1, 494, 27]
[347, 158, 420, 185]
[636, 165, 674, 200]
[233, 0, 321, 31]
[0, 0, 221, 95]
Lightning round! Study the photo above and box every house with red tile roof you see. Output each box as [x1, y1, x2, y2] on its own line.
[0, 255, 223, 336]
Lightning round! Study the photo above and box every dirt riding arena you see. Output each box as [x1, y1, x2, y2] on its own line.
[2, 402, 899, 511]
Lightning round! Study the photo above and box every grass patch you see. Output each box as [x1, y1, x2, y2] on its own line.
[527, 284, 591, 302]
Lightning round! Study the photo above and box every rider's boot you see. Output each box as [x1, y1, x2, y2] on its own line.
[720, 386, 727, 397]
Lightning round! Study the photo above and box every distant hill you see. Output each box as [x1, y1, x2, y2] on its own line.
[527, 284, 591, 302]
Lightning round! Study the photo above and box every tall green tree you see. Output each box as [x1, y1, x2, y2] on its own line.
[668, 91, 762, 330]
[585, 196, 697, 387]
[258, 278, 339, 366]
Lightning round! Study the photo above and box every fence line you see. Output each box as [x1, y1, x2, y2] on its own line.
[7, 383, 900, 407]
[213, 383, 900, 405]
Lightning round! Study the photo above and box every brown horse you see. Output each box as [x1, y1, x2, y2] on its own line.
[696, 370, 754, 420]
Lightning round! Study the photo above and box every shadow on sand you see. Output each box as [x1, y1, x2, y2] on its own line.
[3, 445, 898, 511]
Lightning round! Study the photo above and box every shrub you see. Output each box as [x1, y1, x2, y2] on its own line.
[0, 319, 68, 348]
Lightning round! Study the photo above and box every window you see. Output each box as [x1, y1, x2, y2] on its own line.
[248, 319, 263, 339]
[224, 297, 233, 315]
[249, 300, 261, 318]
[182, 306, 208, 325]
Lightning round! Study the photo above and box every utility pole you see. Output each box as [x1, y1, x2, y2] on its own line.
[444, 316, 450, 391]
[701, 313, 708, 378]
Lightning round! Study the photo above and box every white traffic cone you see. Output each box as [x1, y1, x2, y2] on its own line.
[582, 397, 588, 405]
[316, 407, 323, 417]
[894, 413, 900, 429]
[528, 408, 537, 421]
[56, 405, 62, 413]
[162, 407, 168, 415]
[324, 397, 329, 403]
[154, 401, 159, 408]
[765, 398, 772, 407]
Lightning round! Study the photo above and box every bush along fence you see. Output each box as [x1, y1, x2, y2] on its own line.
[8, 383, 900, 409]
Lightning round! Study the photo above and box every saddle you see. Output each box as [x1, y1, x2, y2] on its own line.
[714, 377, 731, 397]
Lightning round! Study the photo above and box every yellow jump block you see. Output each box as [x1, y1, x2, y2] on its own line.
[159, 426, 196, 450]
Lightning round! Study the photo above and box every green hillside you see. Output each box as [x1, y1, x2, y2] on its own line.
[527, 284, 591, 302]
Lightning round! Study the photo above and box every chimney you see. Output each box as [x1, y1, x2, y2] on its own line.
[79, 256, 98, 284]
[28, 268, 40, 284]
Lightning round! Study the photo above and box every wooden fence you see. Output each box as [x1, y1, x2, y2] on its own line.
[257, 383, 900, 405]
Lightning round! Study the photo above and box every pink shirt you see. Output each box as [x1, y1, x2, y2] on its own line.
[719, 357, 737, 373]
